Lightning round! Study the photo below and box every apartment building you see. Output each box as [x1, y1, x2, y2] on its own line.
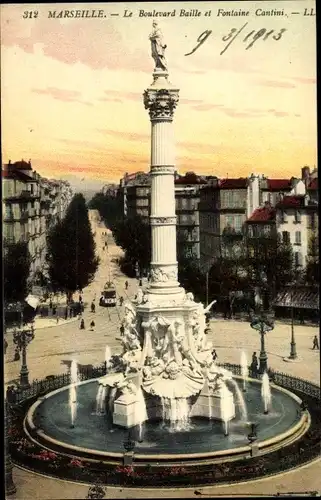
[199, 178, 248, 271]
[275, 194, 314, 269]
[3, 161, 72, 282]
[175, 172, 208, 260]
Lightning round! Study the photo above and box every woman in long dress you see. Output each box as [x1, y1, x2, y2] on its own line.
[149, 21, 168, 72]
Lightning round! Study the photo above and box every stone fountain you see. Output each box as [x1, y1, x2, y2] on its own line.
[96, 22, 235, 429]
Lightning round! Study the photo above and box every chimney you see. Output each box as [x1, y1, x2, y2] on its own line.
[301, 166, 310, 180]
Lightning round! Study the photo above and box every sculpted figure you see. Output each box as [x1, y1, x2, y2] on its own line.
[149, 21, 168, 72]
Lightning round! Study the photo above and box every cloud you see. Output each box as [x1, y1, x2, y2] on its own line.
[103, 90, 142, 101]
[254, 79, 296, 89]
[291, 76, 316, 84]
[32, 87, 93, 106]
[1, 14, 151, 73]
[96, 129, 149, 142]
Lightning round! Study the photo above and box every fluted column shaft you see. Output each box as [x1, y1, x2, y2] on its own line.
[144, 77, 179, 290]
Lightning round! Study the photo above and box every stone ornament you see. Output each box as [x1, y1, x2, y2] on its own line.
[143, 89, 179, 121]
[150, 267, 177, 283]
[150, 216, 176, 225]
[150, 166, 175, 174]
[149, 21, 168, 72]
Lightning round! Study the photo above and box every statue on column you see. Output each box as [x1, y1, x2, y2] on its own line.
[149, 21, 168, 72]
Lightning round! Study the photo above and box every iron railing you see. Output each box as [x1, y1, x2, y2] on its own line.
[9, 363, 320, 406]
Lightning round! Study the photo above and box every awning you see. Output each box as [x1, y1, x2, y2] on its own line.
[274, 288, 319, 310]
[25, 295, 40, 309]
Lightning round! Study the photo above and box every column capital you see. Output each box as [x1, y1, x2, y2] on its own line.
[144, 88, 179, 122]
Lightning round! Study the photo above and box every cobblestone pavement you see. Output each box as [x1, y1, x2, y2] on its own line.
[5, 211, 321, 498]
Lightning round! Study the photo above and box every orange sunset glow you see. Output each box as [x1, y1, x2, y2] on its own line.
[1, 1, 317, 183]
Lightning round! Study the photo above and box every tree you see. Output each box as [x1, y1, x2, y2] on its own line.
[112, 215, 151, 275]
[4, 241, 31, 304]
[88, 192, 123, 230]
[178, 256, 205, 302]
[46, 193, 99, 295]
[245, 234, 295, 308]
[305, 233, 319, 287]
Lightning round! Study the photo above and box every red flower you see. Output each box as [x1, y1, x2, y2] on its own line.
[69, 458, 84, 467]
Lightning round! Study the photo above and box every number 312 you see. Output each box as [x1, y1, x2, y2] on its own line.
[23, 11, 38, 19]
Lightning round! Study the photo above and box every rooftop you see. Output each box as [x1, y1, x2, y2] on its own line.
[307, 178, 318, 190]
[218, 178, 248, 189]
[175, 172, 207, 185]
[247, 204, 276, 222]
[276, 195, 305, 208]
[263, 179, 293, 191]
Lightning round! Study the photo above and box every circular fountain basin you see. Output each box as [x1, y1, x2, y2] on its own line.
[25, 377, 309, 464]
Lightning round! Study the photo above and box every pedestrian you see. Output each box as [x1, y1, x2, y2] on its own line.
[251, 352, 259, 373]
[4, 337, 8, 355]
[91, 302, 96, 313]
[211, 349, 218, 362]
[120, 324, 125, 337]
[56, 315, 59, 323]
[90, 320, 95, 331]
[312, 335, 319, 350]
[102, 246, 105, 251]
[14, 347, 20, 361]
[139, 278, 143, 287]
[80, 319, 85, 330]
[119, 296, 124, 307]
[125, 281, 128, 290]
[49, 299, 53, 309]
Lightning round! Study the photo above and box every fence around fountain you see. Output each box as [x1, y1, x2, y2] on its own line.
[9, 363, 320, 406]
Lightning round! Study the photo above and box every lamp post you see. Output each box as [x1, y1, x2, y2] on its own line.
[205, 271, 209, 307]
[285, 267, 300, 362]
[13, 321, 35, 388]
[5, 400, 17, 496]
[250, 308, 274, 374]
[289, 285, 297, 360]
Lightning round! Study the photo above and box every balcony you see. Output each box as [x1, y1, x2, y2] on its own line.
[4, 212, 14, 222]
[20, 211, 29, 221]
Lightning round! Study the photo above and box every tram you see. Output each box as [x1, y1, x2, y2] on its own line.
[99, 281, 117, 307]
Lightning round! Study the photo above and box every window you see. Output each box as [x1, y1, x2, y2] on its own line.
[294, 210, 301, 223]
[295, 231, 301, 245]
[30, 184, 34, 194]
[263, 225, 271, 236]
[247, 225, 253, 238]
[280, 211, 288, 224]
[294, 252, 303, 267]
[282, 231, 290, 244]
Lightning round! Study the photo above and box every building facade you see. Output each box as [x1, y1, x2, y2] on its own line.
[3, 161, 73, 283]
[199, 178, 248, 271]
[275, 194, 313, 269]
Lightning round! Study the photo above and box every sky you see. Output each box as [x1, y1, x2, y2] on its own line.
[1, 1, 317, 184]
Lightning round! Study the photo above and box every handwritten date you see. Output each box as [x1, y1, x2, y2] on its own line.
[185, 23, 287, 56]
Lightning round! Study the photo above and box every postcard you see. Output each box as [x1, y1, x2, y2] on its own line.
[2, 2, 319, 499]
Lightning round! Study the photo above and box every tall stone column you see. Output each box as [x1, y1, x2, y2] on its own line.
[144, 71, 180, 294]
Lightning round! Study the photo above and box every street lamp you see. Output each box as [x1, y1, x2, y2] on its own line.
[250, 308, 274, 374]
[205, 271, 209, 307]
[5, 400, 17, 495]
[13, 321, 35, 388]
[289, 284, 298, 360]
